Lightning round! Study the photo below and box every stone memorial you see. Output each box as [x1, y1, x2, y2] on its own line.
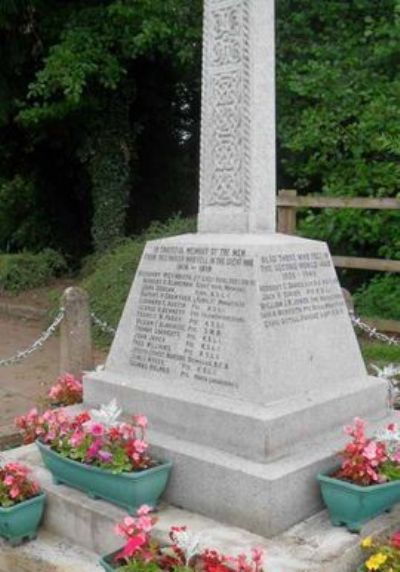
[84, 0, 386, 536]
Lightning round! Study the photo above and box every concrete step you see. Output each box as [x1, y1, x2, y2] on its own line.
[3, 443, 400, 571]
[0, 530, 101, 572]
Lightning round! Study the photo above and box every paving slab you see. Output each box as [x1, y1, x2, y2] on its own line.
[0, 531, 101, 572]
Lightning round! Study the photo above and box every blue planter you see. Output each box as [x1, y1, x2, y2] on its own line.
[37, 440, 172, 513]
[318, 470, 400, 532]
[100, 550, 120, 572]
[0, 492, 46, 546]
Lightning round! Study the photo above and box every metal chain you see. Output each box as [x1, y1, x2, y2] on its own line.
[91, 312, 116, 336]
[1, 306, 399, 368]
[350, 312, 400, 347]
[89, 309, 400, 346]
[0, 307, 65, 368]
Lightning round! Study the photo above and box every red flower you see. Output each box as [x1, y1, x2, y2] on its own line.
[392, 530, 400, 548]
[115, 533, 146, 561]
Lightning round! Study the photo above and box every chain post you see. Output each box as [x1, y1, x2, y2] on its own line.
[60, 287, 93, 376]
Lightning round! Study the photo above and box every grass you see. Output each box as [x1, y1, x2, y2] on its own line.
[360, 339, 400, 367]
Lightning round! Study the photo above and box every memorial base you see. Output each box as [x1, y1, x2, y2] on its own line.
[84, 233, 387, 536]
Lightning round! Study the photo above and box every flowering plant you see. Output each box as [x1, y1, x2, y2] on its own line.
[0, 462, 41, 507]
[333, 418, 400, 486]
[360, 532, 400, 571]
[48, 373, 83, 406]
[15, 408, 154, 474]
[110, 505, 265, 572]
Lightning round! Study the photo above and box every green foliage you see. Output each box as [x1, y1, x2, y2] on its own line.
[361, 340, 400, 365]
[85, 89, 133, 252]
[83, 215, 195, 346]
[0, 0, 399, 283]
[0, 249, 67, 293]
[0, 0, 201, 255]
[380, 461, 400, 481]
[355, 275, 400, 320]
[18, 0, 201, 123]
[0, 175, 52, 252]
[277, 0, 400, 258]
[118, 561, 163, 572]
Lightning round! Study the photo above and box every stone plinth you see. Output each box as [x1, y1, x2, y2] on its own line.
[84, 233, 386, 536]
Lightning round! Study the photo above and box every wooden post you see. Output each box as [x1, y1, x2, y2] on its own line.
[277, 189, 297, 234]
[60, 287, 93, 376]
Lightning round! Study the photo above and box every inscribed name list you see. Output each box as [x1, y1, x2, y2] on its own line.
[129, 244, 345, 395]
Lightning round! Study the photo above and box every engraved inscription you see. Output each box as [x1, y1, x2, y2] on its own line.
[259, 251, 345, 329]
[129, 245, 346, 394]
[130, 245, 255, 395]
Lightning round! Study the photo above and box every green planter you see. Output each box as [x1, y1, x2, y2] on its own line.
[100, 550, 120, 572]
[318, 471, 400, 532]
[37, 440, 172, 513]
[0, 492, 46, 546]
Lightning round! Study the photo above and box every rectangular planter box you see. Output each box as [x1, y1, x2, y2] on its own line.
[318, 470, 400, 532]
[37, 440, 172, 513]
[0, 492, 46, 546]
[100, 550, 120, 572]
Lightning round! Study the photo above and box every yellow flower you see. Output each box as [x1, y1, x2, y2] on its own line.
[362, 537, 373, 548]
[366, 553, 388, 570]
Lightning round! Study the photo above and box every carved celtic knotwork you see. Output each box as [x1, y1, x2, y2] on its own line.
[200, 0, 250, 211]
[211, 6, 241, 66]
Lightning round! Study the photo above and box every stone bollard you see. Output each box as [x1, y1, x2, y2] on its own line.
[60, 287, 93, 377]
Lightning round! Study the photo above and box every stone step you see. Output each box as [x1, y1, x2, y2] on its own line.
[85, 369, 386, 462]
[0, 530, 101, 572]
[3, 439, 400, 572]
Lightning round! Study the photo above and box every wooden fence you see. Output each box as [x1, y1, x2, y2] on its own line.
[277, 189, 400, 333]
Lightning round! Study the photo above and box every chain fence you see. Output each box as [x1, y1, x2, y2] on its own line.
[1, 305, 400, 368]
[91, 313, 116, 336]
[0, 307, 65, 368]
[350, 312, 400, 347]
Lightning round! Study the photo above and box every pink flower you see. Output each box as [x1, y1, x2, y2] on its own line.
[69, 431, 85, 448]
[137, 504, 152, 516]
[134, 415, 148, 429]
[388, 423, 398, 432]
[49, 385, 62, 399]
[4, 475, 14, 486]
[392, 450, 400, 463]
[119, 423, 135, 440]
[27, 408, 39, 422]
[123, 516, 136, 528]
[86, 440, 102, 459]
[89, 423, 105, 437]
[251, 546, 264, 567]
[137, 516, 153, 532]
[9, 486, 20, 499]
[98, 450, 113, 464]
[363, 441, 377, 460]
[134, 439, 148, 454]
[114, 516, 136, 537]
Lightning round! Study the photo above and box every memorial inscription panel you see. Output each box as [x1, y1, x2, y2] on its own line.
[129, 244, 345, 394]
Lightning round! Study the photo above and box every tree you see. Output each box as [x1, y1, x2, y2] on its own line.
[276, 0, 400, 262]
[17, 0, 202, 252]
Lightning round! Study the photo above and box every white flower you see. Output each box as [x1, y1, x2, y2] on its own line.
[170, 528, 204, 563]
[371, 363, 400, 379]
[88, 399, 122, 427]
